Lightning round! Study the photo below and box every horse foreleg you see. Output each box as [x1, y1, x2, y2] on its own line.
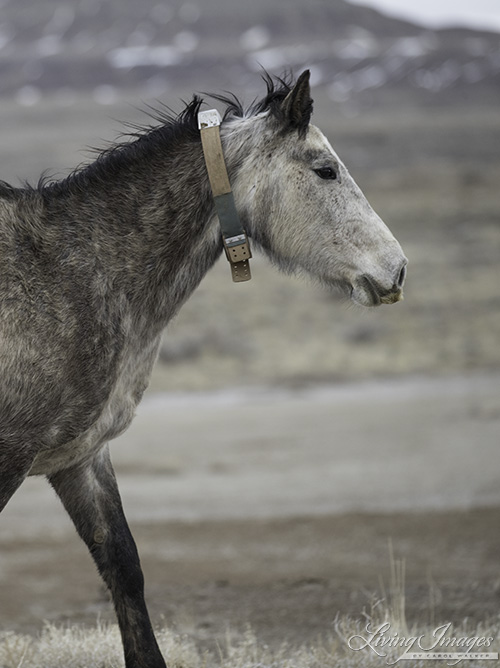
[0, 441, 36, 513]
[48, 445, 166, 668]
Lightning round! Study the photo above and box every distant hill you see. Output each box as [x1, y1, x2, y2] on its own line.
[1, 0, 499, 109]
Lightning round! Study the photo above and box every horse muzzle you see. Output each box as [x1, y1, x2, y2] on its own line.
[351, 260, 407, 307]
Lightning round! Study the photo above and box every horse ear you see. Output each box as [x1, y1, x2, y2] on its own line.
[280, 70, 313, 136]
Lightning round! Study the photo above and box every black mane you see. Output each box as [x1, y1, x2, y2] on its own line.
[0, 72, 296, 199]
[211, 71, 295, 120]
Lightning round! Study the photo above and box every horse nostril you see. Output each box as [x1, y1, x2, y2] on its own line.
[396, 262, 407, 289]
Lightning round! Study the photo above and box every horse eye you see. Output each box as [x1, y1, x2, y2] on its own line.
[314, 166, 337, 180]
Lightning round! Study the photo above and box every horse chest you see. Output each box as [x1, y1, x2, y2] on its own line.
[29, 335, 162, 476]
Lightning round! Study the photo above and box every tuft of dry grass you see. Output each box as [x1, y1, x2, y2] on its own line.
[2, 617, 499, 668]
[0, 622, 201, 668]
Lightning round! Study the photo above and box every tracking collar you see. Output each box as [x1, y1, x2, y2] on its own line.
[198, 109, 252, 282]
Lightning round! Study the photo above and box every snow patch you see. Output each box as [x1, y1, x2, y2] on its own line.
[92, 85, 117, 105]
[16, 86, 42, 106]
[240, 26, 271, 51]
[178, 3, 201, 24]
[108, 46, 184, 69]
[36, 34, 63, 57]
[173, 31, 199, 53]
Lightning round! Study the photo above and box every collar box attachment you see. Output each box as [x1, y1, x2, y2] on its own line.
[224, 234, 251, 265]
[198, 109, 222, 130]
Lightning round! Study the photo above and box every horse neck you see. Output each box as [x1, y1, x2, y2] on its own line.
[43, 131, 224, 332]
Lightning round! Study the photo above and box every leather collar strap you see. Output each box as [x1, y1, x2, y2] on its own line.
[198, 109, 252, 282]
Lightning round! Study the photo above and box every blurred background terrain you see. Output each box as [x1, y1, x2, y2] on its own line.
[0, 0, 499, 661]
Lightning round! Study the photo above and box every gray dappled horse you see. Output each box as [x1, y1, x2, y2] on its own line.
[0, 71, 406, 667]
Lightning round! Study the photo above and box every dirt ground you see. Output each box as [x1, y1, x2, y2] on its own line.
[1, 375, 499, 652]
[2, 511, 500, 652]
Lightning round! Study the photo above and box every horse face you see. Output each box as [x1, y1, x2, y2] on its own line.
[233, 71, 407, 307]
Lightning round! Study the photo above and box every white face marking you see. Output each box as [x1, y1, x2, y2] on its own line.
[228, 118, 407, 307]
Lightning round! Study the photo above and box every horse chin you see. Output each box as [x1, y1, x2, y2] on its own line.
[350, 284, 379, 307]
[321, 276, 381, 307]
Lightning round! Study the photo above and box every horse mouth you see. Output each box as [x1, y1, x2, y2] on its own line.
[351, 276, 404, 307]
[380, 291, 404, 305]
